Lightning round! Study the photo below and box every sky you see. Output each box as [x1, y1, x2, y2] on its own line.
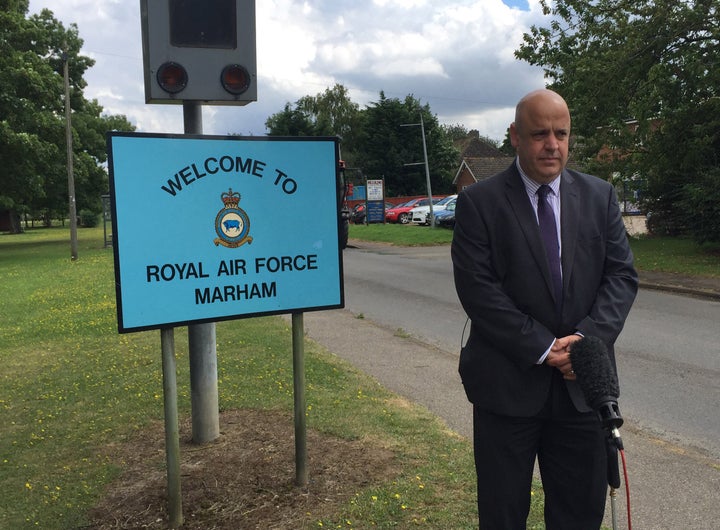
[27, 0, 549, 143]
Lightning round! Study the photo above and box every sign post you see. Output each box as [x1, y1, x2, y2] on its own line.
[365, 179, 386, 224]
[160, 328, 182, 528]
[292, 312, 307, 486]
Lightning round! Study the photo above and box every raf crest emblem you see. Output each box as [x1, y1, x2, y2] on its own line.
[214, 188, 252, 248]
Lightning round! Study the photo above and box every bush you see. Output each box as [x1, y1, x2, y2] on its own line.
[680, 168, 720, 244]
[79, 209, 100, 228]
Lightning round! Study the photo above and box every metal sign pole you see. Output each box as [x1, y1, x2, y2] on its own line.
[160, 327, 183, 528]
[184, 102, 220, 444]
[292, 312, 308, 486]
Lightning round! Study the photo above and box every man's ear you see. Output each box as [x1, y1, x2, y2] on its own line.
[509, 122, 519, 148]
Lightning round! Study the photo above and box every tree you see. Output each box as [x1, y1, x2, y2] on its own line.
[267, 84, 364, 167]
[0, 3, 134, 232]
[499, 129, 515, 156]
[266, 88, 458, 197]
[516, 0, 720, 242]
[355, 92, 458, 197]
[265, 103, 321, 137]
[440, 123, 470, 143]
[72, 99, 134, 220]
[295, 84, 361, 141]
[1, 3, 59, 228]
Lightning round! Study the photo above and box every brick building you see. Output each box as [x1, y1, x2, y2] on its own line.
[452, 133, 514, 193]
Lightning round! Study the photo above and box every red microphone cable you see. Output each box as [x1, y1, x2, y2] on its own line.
[620, 448, 632, 530]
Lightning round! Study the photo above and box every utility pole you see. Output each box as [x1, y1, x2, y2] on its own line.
[63, 49, 79, 259]
[401, 114, 435, 227]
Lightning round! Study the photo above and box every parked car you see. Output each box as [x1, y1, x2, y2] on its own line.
[385, 198, 430, 224]
[433, 199, 456, 228]
[410, 195, 457, 225]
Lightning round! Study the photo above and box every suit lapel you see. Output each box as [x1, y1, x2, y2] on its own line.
[504, 166, 581, 311]
[504, 168, 555, 298]
[560, 170, 579, 297]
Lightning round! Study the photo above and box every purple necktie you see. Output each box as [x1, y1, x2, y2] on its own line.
[537, 185, 562, 310]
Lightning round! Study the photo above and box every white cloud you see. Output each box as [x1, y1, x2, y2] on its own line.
[27, 0, 547, 142]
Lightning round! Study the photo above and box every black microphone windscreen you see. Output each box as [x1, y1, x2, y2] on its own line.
[569, 336, 619, 409]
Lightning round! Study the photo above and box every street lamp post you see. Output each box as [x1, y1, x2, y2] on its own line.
[401, 114, 435, 227]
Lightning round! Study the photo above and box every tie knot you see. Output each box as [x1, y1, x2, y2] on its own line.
[537, 184, 552, 199]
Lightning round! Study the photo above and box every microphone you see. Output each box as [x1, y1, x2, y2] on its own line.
[570, 336, 624, 451]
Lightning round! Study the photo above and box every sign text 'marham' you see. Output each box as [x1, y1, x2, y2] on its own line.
[195, 281, 277, 304]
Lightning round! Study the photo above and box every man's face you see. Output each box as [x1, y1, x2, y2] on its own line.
[510, 93, 571, 184]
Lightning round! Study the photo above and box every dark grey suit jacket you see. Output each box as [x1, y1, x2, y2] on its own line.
[451, 163, 638, 415]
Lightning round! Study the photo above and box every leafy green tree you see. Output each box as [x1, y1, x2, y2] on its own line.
[0, 2, 134, 232]
[355, 92, 458, 197]
[440, 123, 470, 143]
[267, 84, 364, 167]
[1, 2, 58, 229]
[516, 0, 720, 242]
[72, 100, 133, 219]
[266, 88, 458, 197]
[265, 103, 321, 137]
[295, 84, 362, 140]
[499, 129, 515, 156]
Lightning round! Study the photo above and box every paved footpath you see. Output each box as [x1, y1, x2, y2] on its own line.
[293, 299, 720, 530]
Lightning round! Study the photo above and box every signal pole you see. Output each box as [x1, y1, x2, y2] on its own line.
[138, 2, 256, 524]
[184, 102, 220, 444]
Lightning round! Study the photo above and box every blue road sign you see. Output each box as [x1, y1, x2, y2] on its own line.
[107, 133, 343, 333]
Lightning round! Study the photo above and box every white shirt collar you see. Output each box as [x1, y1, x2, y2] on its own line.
[515, 158, 561, 197]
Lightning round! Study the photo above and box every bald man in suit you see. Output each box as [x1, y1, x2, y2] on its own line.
[452, 89, 637, 529]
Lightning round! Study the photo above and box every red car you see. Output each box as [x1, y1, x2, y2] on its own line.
[385, 198, 441, 224]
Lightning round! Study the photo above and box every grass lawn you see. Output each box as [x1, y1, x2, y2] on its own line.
[349, 223, 455, 246]
[5, 222, 713, 528]
[629, 236, 720, 277]
[0, 226, 491, 529]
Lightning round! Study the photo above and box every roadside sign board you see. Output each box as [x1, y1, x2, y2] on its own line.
[365, 179, 385, 223]
[107, 133, 343, 333]
[366, 201, 385, 223]
[366, 179, 383, 201]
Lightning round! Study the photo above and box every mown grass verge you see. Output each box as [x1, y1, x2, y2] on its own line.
[0, 226, 532, 529]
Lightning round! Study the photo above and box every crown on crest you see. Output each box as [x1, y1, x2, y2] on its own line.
[221, 188, 241, 208]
